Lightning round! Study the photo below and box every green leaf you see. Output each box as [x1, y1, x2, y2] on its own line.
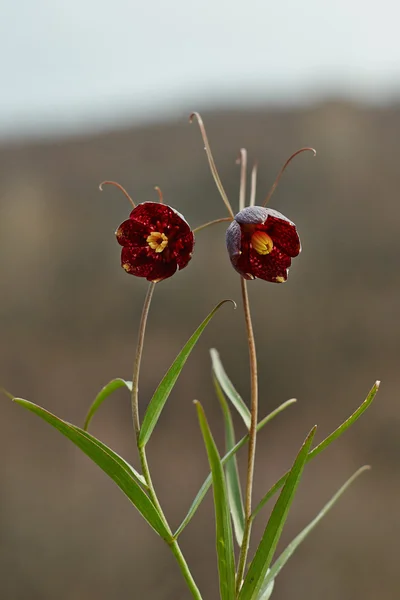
[139, 300, 235, 448]
[257, 572, 274, 600]
[252, 380, 380, 518]
[195, 401, 236, 600]
[174, 398, 297, 538]
[83, 378, 132, 432]
[214, 375, 245, 546]
[239, 426, 317, 600]
[12, 396, 170, 540]
[257, 466, 370, 598]
[210, 348, 251, 429]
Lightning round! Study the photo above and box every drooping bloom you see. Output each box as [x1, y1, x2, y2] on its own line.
[226, 206, 301, 283]
[116, 202, 195, 282]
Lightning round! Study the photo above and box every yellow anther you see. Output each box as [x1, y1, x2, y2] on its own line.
[251, 231, 274, 255]
[275, 276, 286, 283]
[147, 231, 168, 253]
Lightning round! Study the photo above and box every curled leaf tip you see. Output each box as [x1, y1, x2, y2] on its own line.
[189, 111, 202, 124]
[0, 387, 15, 401]
[219, 299, 237, 310]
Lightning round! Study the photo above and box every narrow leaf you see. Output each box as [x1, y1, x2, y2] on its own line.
[13, 396, 170, 540]
[214, 375, 245, 546]
[195, 401, 236, 600]
[210, 348, 251, 428]
[257, 466, 370, 598]
[239, 426, 317, 600]
[139, 300, 235, 448]
[174, 398, 296, 538]
[258, 573, 274, 600]
[253, 381, 380, 518]
[83, 378, 132, 432]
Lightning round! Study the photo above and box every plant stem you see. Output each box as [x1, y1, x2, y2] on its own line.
[236, 277, 258, 592]
[131, 282, 203, 600]
[192, 216, 232, 234]
[131, 282, 156, 439]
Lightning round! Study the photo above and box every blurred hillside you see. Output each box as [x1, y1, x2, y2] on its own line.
[0, 102, 399, 600]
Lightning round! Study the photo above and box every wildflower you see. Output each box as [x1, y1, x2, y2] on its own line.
[116, 201, 194, 282]
[226, 206, 301, 282]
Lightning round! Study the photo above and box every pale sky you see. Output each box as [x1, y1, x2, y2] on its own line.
[1, 0, 400, 138]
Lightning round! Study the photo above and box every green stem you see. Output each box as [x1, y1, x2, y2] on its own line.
[131, 282, 202, 600]
[236, 277, 258, 593]
[131, 282, 156, 439]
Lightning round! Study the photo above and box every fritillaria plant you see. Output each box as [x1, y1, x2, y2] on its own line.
[1, 113, 379, 600]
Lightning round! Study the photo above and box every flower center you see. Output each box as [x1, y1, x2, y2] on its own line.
[251, 231, 274, 255]
[147, 231, 169, 253]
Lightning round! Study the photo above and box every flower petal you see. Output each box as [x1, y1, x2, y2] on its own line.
[264, 211, 301, 258]
[235, 244, 291, 283]
[174, 231, 195, 269]
[121, 246, 178, 282]
[116, 219, 147, 247]
[129, 202, 173, 232]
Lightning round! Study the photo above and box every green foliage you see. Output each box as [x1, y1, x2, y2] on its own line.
[83, 378, 132, 432]
[211, 348, 251, 428]
[196, 401, 236, 600]
[10, 394, 169, 540]
[139, 300, 235, 448]
[214, 375, 245, 546]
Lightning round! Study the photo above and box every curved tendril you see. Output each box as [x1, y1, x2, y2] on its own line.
[189, 112, 235, 219]
[237, 148, 247, 212]
[99, 180, 136, 209]
[262, 147, 317, 207]
[154, 186, 164, 203]
[192, 216, 233, 234]
[249, 162, 258, 207]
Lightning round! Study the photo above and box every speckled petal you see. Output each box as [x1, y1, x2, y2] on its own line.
[265, 213, 301, 258]
[174, 231, 195, 269]
[116, 219, 147, 247]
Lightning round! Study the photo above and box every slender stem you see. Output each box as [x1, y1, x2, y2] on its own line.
[238, 148, 247, 211]
[236, 277, 258, 592]
[249, 163, 258, 207]
[131, 282, 156, 438]
[154, 186, 164, 203]
[99, 180, 136, 208]
[131, 283, 202, 600]
[192, 216, 233, 234]
[189, 112, 235, 219]
[262, 147, 316, 207]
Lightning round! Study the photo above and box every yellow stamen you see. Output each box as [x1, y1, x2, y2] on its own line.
[251, 231, 273, 255]
[276, 276, 286, 283]
[122, 262, 131, 272]
[147, 231, 168, 253]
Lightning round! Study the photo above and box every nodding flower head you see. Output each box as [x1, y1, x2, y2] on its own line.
[116, 201, 195, 283]
[226, 206, 301, 283]
[190, 112, 315, 283]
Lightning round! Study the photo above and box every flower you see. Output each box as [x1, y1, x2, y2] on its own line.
[116, 202, 195, 282]
[226, 206, 301, 283]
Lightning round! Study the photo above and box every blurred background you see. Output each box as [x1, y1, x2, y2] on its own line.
[1, 1, 399, 598]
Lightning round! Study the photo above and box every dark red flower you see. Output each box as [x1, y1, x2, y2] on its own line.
[116, 202, 195, 282]
[226, 206, 301, 283]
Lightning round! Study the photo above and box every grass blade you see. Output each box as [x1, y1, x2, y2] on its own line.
[214, 375, 245, 546]
[210, 348, 251, 428]
[139, 300, 235, 448]
[174, 398, 296, 538]
[83, 378, 132, 432]
[12, 395, 170, 540]
[195, 401, 236, 600]
[239, 426, 317, 600]
[257, 465, 370, 598]
[252, 381, 380, 518]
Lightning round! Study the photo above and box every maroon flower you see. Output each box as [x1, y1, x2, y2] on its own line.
[116, 202, 195, 282]
[226, 206, 301, 283]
